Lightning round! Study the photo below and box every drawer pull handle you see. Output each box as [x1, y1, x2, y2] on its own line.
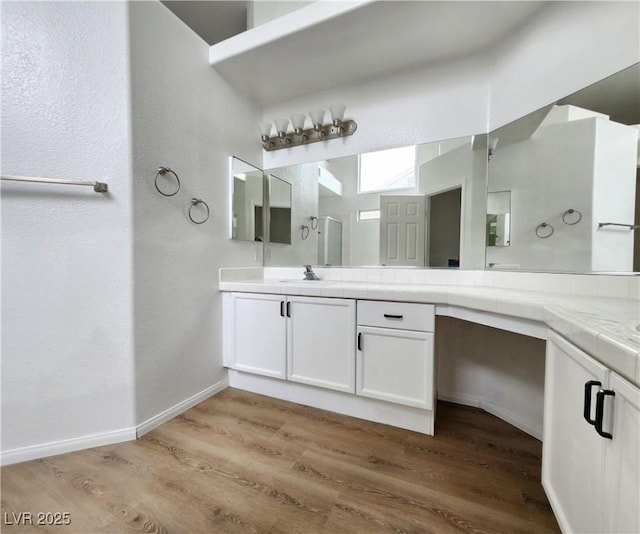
[280, 301, 285, 317]
[286, 302, 291, 318]
[383, 314, 404, 320]
[595, 389, 615, 439]
[357, 332, 362, 351]
[583, 380, 601, 425]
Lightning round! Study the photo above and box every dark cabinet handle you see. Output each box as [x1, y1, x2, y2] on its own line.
[280, 301, 285, 317]
[357, 332, 362, 351]
[286, 301, 291, 318]
[583, 380, 601, 425]
[595, 389, 615, 439]
[383, 314, 404, 320]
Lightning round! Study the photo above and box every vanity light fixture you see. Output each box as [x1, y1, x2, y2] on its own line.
[260, 104, 357, 152]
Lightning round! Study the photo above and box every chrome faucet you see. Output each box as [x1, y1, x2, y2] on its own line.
[303, 265, 320, 280]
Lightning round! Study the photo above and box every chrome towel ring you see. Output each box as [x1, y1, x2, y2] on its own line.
[563, 208, 583, 225]
[301, 225, 310, 240]
[188, 198, 210, 224]
[155, 167, 181, 197]
[310, 216, 319, 230]
[536, 222, 554, 238]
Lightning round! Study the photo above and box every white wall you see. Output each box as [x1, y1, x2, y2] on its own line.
[1, 2, 135, 459]
[262, 54, 492, 170]
[248, 1, 313, 29]
[128, 2, 262, 427]
[489, 1, 640, 130]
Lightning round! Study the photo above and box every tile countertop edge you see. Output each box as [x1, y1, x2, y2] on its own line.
[219, 280, 639, 387]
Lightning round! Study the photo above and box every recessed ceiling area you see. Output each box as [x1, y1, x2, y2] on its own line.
[161, 1, 248, 45]
[208, 1, 549, 106]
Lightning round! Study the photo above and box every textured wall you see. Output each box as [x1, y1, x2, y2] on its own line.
[1, 1, 135, 453]
[128, 2, 262, 425]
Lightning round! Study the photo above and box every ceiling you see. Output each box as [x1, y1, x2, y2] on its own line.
[161, 1, 248, 45]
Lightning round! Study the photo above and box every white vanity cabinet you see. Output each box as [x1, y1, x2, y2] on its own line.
[225, 293, 287, 379]
[356, 301, 435, 411]
[286, 296, 356, 393]
[543, 330, 640, 534]
[224, 292, 356, 392]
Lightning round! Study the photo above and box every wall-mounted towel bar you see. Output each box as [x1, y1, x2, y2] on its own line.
[598, 222, 640, 230]
[1, 174, 108, 193]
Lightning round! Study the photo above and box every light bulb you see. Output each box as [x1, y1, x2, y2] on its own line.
[274, 118, 290, 139]
[309, 109, 326, 131]
[258, 122, 272, 142]
[329, 104, 346, 126]
[290, 113, 307, 135]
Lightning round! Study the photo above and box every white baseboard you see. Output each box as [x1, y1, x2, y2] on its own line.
[1, 379, 230, 466]
[228, 370, 434, 435]
[1, 427, 137, 467]
[437, 390, 481, 408]
[136, 378, 229, 437]
[438, 390, 543, 441]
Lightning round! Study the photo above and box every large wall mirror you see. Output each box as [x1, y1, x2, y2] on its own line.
[486, 63, 640, 273]
[265, 136, 488, 269]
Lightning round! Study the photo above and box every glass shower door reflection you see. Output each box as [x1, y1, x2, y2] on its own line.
[318, 217, 342, 266]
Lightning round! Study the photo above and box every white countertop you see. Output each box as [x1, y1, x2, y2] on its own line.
[219, 276, 639, 388]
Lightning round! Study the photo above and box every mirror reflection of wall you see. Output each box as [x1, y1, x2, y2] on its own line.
[264, 163, 319, 267]
[486, 63, 640, 273]
[231, 157, 264, 242]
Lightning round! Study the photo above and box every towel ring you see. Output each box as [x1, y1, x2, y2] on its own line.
[301, 225, 310, 240]
[310, 216, 318, 230]
[535, 222, 554, 239]
[562, 208, 583, 225]
[155, 167, 181, 197]
[188, 198, 210, 224]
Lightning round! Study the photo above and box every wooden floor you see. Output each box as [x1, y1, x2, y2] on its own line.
[1, 388, 559, 533]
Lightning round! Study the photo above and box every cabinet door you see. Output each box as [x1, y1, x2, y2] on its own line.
[356, 326, 434, 409]
[602, 372, 640, 534]
[287, 297, 356, 393]
[543, 331, 609, 533]
[233, 293, 286, 379]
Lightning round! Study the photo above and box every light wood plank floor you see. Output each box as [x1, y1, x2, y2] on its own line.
[1, 388, 559, 533]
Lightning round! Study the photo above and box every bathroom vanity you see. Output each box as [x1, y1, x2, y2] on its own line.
[223, 290, 437, 434]
[220, 266, 639, 534]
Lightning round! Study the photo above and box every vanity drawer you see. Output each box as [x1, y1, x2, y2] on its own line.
[357, 300, 434, 332]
